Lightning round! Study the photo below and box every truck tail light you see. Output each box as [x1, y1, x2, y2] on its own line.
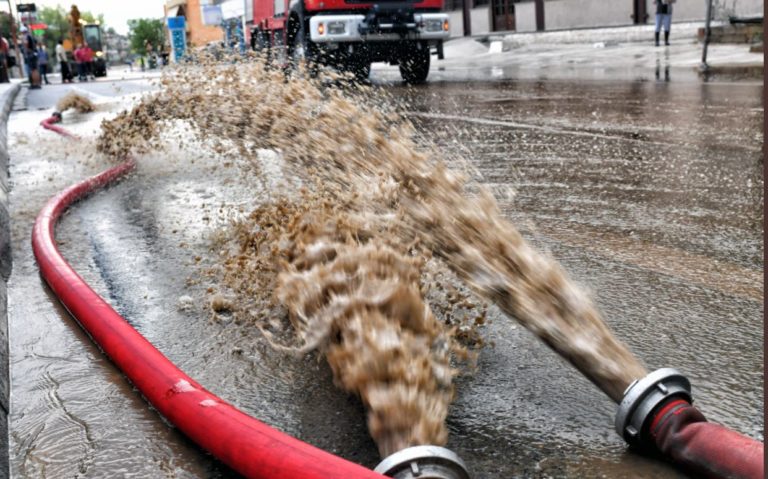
[443, 19, 449, 31]
[318, 22, 325, 35]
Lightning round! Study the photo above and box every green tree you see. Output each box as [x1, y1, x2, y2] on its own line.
[0, 12, 11, 40]
[80, 12, 105, 26]
[128, 18, 164, 55]
[38, 5, 68, 51]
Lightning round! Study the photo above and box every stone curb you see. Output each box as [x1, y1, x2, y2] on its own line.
[0, 82, 21, 479]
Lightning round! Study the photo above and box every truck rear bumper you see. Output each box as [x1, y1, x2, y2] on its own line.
[309, 13, 450, 42]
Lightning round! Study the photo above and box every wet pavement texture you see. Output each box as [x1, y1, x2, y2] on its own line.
[6, 69, 763, 478]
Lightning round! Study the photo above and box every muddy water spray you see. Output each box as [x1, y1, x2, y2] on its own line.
[56, 92, 96, 114]
[276, 210, 458, 456]
[98, 57, 646, 455]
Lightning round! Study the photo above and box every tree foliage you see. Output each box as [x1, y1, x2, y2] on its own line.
[0, 13, 11, 40]
[128, 18, 165, 55]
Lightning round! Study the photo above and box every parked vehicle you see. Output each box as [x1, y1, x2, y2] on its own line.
[82, 24, 107, 76]
[63, 5, 107, 77]
[250, 0, 450, 83]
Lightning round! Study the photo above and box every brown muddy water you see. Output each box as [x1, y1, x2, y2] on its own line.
[7, 69, 763, 478]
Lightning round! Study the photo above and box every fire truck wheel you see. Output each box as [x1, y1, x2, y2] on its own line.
[399, 45, 430, 84]
[290, 24, 315, 64]
[254, 29, 268, 51]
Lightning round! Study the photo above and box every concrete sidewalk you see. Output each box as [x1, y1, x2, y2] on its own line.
[479, 21, 716, 45]
[438, 21, 762, 82]
[0, 81, 20, 479]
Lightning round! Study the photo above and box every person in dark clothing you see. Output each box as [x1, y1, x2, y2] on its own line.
[21, 26, 41, 89]
[0, 36, 9, 83]
[654, 0, 676, 46]
[38, 44, 50, 84]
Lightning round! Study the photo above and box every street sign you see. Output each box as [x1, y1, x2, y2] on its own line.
[167, 17, 186, 62]
[29, 23, 47, 30]
[171, 29, 186, 60]
[17, 3, 36, 13]
[167, 16, 185, 30]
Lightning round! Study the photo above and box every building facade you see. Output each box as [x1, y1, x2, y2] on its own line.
[445, 0, 764, 37]
[104, 29, 131, 65]
[165, 0, 224, 47]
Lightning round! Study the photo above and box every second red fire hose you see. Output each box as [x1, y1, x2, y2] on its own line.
[35, 115, 384, 479]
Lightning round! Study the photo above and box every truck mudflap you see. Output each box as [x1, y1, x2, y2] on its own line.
[309, 12, 450, 42]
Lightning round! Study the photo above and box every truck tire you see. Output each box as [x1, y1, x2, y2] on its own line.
[399, 44, 430, 84]
[288, 22, 319, 77]
[253, 28, 267, 51]
[289, 21, 314, 63]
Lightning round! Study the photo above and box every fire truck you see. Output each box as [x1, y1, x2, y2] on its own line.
[250, 0, 450, 83]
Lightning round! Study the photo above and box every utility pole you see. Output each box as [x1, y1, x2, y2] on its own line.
[242, 0, 248, 51]
[700, 0, 713, 71]
[462, 0, 471, 36]
[534, 0, 544, 31]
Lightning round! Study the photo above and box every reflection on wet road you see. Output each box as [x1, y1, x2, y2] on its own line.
[7, 72, 763, 478]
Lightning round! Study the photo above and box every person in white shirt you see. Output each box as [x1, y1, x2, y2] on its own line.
[55, 39, 73, 83]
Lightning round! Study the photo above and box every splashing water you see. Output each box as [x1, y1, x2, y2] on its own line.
[56, 92, 95, 114]
[97, 55, 646, 454]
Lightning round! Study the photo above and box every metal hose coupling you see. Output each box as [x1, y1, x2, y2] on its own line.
[615, 368, 692, 448]
[51, 111, 62, 122]
[374, 445, 470, 479]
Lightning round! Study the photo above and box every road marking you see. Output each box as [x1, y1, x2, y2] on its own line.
[536, 221, 762, 302]
[407, 111, 761, 152]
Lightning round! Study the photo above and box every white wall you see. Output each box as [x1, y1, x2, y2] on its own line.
[448, 10, 464, 37]
[674, 0, 763, 22]
[516, 1, 536, 32]
[470, 6, 491, 35]
[447, 0, 763, 36]
[447, 6, 490, 37]
[544, 0, 634, 29]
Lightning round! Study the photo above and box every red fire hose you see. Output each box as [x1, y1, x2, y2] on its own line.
[39, 114, 763, 479]
[616, 368, 764, 479]
[650, 399, 764, 479]
[35, 115, 384, 479]
[41, 114, 76, 138]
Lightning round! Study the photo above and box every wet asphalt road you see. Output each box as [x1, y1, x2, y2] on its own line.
[6, 64, 763, 478]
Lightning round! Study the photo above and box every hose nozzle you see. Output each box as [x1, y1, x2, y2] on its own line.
[374, 445, 470, 479]
[615, 368, 691, 448]
[616, 368, 764, 479]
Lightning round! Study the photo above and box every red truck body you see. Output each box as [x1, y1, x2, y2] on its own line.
[303, 0, 443, 12]
[254, 0, 444, 28]
[251, 0, 449, 82]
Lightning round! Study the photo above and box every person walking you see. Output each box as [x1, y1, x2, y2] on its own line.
[37, 44, 50, 84]
[56, 39, 72, 83]
[654, 0, 675, 46]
